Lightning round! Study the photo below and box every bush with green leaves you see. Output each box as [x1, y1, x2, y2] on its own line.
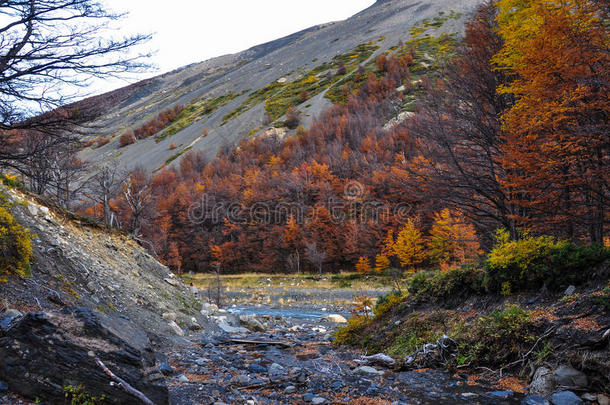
[0, 204, 33, 277]
[486, 229, 609, 293]
[408, 265, 486, 304]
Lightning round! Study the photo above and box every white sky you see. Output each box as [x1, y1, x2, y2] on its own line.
[97, 0, 376, 94]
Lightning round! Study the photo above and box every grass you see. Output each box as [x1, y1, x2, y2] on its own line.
[155, 92, 240, 142]
[222, 43, 379, 124]
[165, 146, 192, 165]
[182, 271, 397, 291]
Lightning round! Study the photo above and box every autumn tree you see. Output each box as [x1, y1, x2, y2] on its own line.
[374, 254, 390, 273]
[398, 2, 518, 245]
[392, 219, 426, 270]
[428, 209, 482, 268]
[494, 0, 609, 242]
[355, 256, 372, 274]
[122, 167, 152, 238]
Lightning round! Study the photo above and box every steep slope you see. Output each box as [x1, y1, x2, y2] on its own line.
[0, 184, 216, 342]
[77, 0, 481, 177]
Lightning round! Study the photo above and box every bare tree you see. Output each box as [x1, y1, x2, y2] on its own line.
[86, 165, 123, 226]
[122, 167, 152, 238]
[0, 0, 150, 166]
[286, 250, 300, 274]
[305, 242, 326, 275]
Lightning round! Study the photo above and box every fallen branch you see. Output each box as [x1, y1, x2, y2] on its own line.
[94, 357, 154, 405]
[221, 338, 294, 348]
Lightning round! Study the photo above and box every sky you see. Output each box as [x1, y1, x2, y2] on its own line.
[97, 0, 376, 94]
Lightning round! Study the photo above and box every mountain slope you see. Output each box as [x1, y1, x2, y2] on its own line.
[77, 0, 481, 177]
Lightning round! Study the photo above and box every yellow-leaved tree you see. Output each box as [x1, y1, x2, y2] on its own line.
[374, 254, 390, 273]
[392, 219, 426, 271]
[355, 256, 372, 274]
[428, 209, 482, 269]
[0, 205, 33, 278]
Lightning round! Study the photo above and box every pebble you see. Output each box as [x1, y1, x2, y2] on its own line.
[550, 391, 583, 405]
[522, 395, 551, 405]
[489, 390, 514, 399]
[304, 393, 315, 402]
[311, 397, 327, 405]
[248, 364, 267, 373]
[159, 362, 173, 375]
[285, 385, 296, 394]
[177, 374, 189, 383]
[353, 366, 384, 376]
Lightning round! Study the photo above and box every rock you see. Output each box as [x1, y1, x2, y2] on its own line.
[0, 381, 7, 392]
[353, 366, 384, 376]
[564, 285, 576, 296]
[268, 363, 285, 379]
[581, 393, 596, 401]
[162, 312, 177, 321]
[164, 278, 180, 287]
[312, 397, 327, 405]
[39, 206, 49, 216]
[0, 308, 169, 404]
[177, 374, 189, 383]
[550, 391, 583, 405]
[217, 321, 249, 334]
[522, 395, 551, 405]
[598, 394, 610, 405]
[323, 314, 347, 323]
[285, 385, 296, 394]
[167, 320, 184, 336]
[461, 393, 478, 398]
[553, 365, 588, 388]
[200, 303, 219, 316]
[239, 315, 266, 332]
[489, 390, 514, 399]
[304, 392, 315, 402]
[530, 367, 556, 397]
[27, 204, 39, 216]
[0, 309, 23, 331]
[248, 364, 267, 374]
[159, 362, 174, 376]
[231, 374, 250, 386]
[361, 353, 396, 368]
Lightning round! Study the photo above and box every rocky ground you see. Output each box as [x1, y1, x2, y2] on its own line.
[163, 312, 531, 405]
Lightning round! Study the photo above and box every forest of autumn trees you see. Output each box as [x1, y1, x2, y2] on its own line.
[82, 0, 608, 275]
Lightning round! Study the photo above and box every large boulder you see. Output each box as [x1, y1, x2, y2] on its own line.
[0, 308, 168, 404]
[553, 365, 588, 388]
[530, 367, 556, 398]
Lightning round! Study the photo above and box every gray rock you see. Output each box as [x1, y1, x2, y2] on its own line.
[167, 320, 184, 336]
[216, 321, 249, 334]
[248, 364, 267, 373]
[0, 308, 169, 404]
[553, 365, 587, 388]
[177, 374, 189, 383]
[304, 393, 315, 402]
[239, 315, 266, 332]
[353, 366, 384, 376]
[4, 309, 24, 318]
[522, 395, 551, 405]
[162, 312, 177, 321]
[159, 362, 174, 376]
[231, 374, 250, 386]
[312, 397, 327, 405]
[322, 314, 347, 323]
[564, 285, 576, 296]
[164, 277, 180, 287]
[550, 391, 583, 405]
[268, 363, 285, 377]
[489, 390, 514, 399]
[285, 385, 296, 394]
[581, 393, 597, 402]
[530, 367, 556, 397]
[598, 394, 610, 405]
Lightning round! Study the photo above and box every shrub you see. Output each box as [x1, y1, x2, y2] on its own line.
[408, 265, 485, 304]
[333, 315, 369, 346]
[374, 292, 404, 316]
[119, 132, 135, 147]
[456, 305, 537, 366]
[355, 256, 372, 274]
[169, 143, 177, 150]
[96, 137, 110, 148]
[285, 107, 301, 129]
[486, 229, 610, 293]
[0, 205, 33, 277]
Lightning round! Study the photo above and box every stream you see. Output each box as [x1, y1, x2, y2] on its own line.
[165, 303, 525, 404]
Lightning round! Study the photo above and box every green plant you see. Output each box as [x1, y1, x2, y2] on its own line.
[332, 315, 370, 345]
[486, 229, 609, 292]
[0, 204, 33, 277]
[64, 385, 106, 405]
[408, 265, 486, 304]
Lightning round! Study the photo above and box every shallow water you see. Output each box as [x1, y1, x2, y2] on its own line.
[226, 305, 350, 320]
